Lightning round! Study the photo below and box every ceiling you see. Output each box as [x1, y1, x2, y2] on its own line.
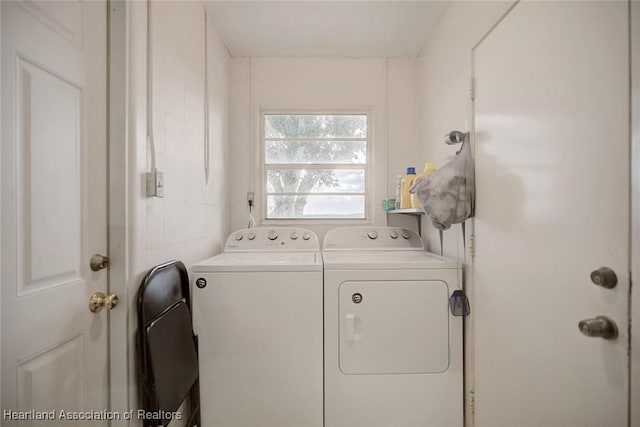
[203, 1, 450, 58]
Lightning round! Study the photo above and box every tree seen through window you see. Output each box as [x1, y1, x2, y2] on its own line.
[265, 114, 367, 219]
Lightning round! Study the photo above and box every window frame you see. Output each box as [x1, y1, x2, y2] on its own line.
[258, 110, 373, 225]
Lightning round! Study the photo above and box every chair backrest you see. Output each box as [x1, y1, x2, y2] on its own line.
[138, 260, 191, 326]
[137, 260, 199, 426]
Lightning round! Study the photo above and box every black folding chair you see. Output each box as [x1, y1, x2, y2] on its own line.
[137, 260, 200, 427]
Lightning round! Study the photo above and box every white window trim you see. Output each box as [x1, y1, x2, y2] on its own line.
[256, 110, 374, 226]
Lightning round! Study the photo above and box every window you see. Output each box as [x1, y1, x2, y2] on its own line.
[263, 113, 369, 220]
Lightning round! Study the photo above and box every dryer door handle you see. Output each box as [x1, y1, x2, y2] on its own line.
[345, 314, 362, 341]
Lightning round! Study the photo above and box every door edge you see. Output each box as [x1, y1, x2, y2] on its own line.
[630, 1, 640, 425]
[107, 0, 129, 424]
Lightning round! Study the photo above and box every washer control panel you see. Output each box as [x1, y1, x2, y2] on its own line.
[323, 227, 423, 250]
[225, 228, 320, 252]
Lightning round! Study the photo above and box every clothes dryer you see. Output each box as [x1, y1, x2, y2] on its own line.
[193, 228, 323, 427]
[323, 226, 463, 427]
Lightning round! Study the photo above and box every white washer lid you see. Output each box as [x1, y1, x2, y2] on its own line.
[192, 251, 322, 273]
[322, 250, 460, 270]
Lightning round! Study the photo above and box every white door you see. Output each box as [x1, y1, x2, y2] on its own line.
[472, 2, 629, 426]
[1, 1, 109, 424]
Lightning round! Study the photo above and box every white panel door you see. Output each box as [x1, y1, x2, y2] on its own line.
[473, 2, 629, 426]
[1, 1, 109, 424]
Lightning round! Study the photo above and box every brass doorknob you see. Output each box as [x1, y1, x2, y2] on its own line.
[89, 292, 119, 313]
[90, 254, 110, 271]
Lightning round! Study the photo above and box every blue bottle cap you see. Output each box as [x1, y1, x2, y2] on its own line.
[406, 167, 416, 174]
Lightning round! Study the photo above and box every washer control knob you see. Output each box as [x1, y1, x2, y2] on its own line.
[389, 231, 398, 239]
[290, 232, 299, 240]
[367, 230, 378, 240]
[267, 230, 278, 241]
[302, 233, 311, 241]
[234, 233, 244, 241]
[402, 231, 411, 239]
[247, 232, 256, 240]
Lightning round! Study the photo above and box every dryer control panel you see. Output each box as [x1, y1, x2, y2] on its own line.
[225, 228, 320, 252]
[323, 227, 423, 251]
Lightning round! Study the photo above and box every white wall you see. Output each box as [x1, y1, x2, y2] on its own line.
[416, 2, 515, 425]
[142, 1, 229, 263]
[229, 57, 419, 239]
[417, 1, 513, 256]
[126, 1, 230, 423]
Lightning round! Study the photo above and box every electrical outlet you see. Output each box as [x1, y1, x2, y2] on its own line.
[146, 170, 164, 198]
[247, 192, 254, 205]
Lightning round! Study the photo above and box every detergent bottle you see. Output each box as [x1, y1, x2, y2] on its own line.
[400, 167, 417, 209]
[394, 175, 403, 210]
[411, 162, 437, 208]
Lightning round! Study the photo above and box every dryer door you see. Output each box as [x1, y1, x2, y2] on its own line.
[339, 280, 450, 374]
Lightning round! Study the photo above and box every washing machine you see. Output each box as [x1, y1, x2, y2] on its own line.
[192, 228, 323, 427]
[323, 226, 463, 427]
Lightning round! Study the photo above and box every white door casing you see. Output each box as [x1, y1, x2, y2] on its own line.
[472, 2, 629, 426]
[1, 1, 109, 424]
[632, 2, 640, 425]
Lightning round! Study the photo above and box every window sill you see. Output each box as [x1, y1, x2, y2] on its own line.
[260, 218, 371, 227]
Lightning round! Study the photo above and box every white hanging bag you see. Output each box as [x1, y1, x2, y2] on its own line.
[410, 139, 475, 230]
